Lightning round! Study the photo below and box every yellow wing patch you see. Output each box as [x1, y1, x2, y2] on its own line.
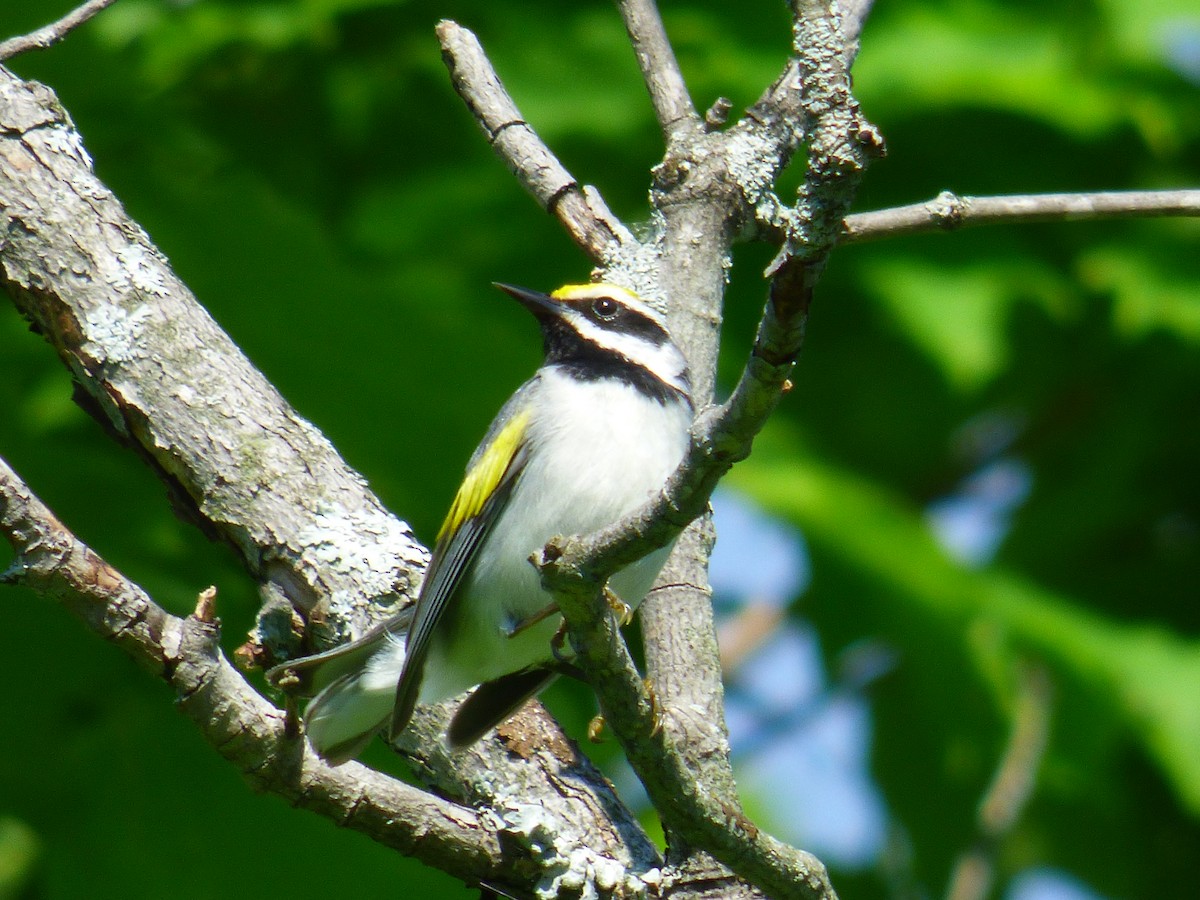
[436, 408, 531, 544]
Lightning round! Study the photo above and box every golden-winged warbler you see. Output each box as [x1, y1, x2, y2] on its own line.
[270, 282, 693, 762]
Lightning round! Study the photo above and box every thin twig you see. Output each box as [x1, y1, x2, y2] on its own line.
[0, 0, 120, 62]
[0, 454, 509, 884]
[616, 0, 699, 142]
[435, 19, 636, 264]
[945, 662, 1054, 900]
[843, 189, 1200, 243]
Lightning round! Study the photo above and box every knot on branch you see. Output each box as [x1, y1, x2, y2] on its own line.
[929, 190, 967, 230]
[530, 535, 599, 596]
[854, 121, 887, 158]
[704, 97, 733, 131]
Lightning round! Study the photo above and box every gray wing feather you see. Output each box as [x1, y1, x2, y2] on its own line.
[388, 378, 541, 740]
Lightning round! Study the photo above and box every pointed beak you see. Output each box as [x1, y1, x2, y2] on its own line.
[494, 283, 560, 321]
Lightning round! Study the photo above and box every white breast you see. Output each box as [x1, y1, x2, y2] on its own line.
[420, 368, 692, 702]
[522, 369, 692, 537]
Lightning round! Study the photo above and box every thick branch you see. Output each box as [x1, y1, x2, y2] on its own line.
[0, 65, 661, 896]
[435, 20, 636, 264]
[0, 0, 120, 62]
[842, 189, 1200, 243]
[0, 67, 425, 650]
[616, 0, 699, 142]
[0, 455, 508, 887]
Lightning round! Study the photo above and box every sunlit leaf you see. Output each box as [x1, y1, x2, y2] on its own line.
[730, 426, 1200, 817]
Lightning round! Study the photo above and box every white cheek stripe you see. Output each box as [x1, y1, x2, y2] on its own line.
[567, 312, 689, 394]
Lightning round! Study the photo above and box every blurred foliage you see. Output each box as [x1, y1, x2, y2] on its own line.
[1, 0, 1197, 898]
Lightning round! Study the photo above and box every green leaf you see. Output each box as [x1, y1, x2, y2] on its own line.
[730, 425, 1200, 814]
[856, 255, 1070, 391]
[1076, 239, 1200, 342]
[0, 818, 40, 900]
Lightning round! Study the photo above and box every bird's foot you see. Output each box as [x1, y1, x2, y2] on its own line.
[604, 586, 633, 626]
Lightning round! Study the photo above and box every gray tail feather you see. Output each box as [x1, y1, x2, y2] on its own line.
[302, 669, 395, 765]
[266, 614, 412, 765]
[447, 668, 557, 748]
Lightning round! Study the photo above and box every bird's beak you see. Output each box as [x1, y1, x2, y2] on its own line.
[494, 283, 560, 321]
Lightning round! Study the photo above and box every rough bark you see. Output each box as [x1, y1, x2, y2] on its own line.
[0, 62, 662, 897]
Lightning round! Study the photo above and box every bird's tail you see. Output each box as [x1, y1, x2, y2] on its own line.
[266, 619, 408, 765]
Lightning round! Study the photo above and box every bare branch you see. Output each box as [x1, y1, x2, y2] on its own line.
[843, 189, 1200, 243]
[435, 19, 636, 264]
[946, 663, 1054, 900]
[0, 66, 665, 897]
[616, 0, 699, 142]
[733, 0, 885, 248]
[775, 0, 884, 271]
[0, 0, 120, 62]
[0, 454, 510, 887]
[537, 261, 833, 900]
[0, 68, 426, 650]
[838, 0, 877, 59]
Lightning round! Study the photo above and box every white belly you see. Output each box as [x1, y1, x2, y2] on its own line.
[420, 369, 692, 703]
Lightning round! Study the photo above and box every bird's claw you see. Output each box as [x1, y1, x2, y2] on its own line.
[645, 677, 663, 737]
[604, 586, 633, 627]
[587, 714, 606, 743]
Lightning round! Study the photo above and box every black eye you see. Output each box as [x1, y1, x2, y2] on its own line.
[591, 296, 620, 321]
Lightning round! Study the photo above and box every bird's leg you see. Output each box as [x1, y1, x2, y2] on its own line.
[506, 600, 560, 638]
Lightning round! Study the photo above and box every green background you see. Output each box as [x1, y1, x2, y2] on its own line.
[1, 0, 1198, 897]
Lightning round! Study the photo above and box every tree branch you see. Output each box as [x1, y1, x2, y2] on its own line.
[616, 0, 699, 143]
[842, 188, 1200, 243]
[0, 0, 120, 62]
[535, 248, 829, 900]
[946, 662, 1054, 900]
[0, 67, 426, 652]
[838, 0, 876, 60]
[773, 0, 884, 272]
[0, 64, 662, 898]
[0, 454, 510, 889]
[435, 20, 637, 265]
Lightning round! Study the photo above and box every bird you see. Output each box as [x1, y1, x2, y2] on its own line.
[268, 282, 694, 763]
